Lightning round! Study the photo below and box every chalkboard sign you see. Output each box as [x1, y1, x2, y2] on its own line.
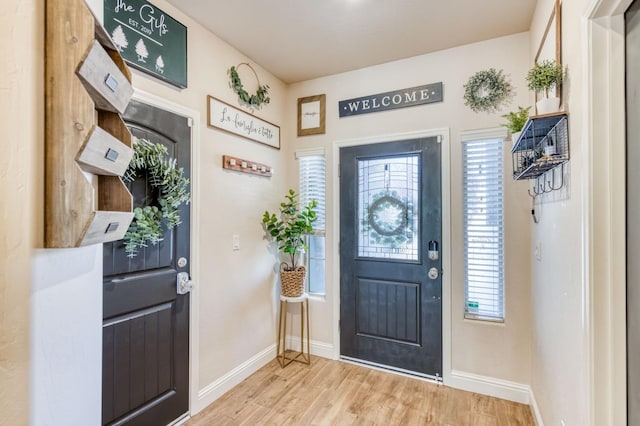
[103, 0, 187, 88]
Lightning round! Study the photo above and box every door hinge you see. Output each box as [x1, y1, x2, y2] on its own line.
[338, 164, 340, 178]
[437, 135, 442, 143]
[338, 320, 341, 333]
[187, 117, 194, 128]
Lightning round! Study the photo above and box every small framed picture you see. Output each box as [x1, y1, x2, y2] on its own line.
[297, 94, 326, 136]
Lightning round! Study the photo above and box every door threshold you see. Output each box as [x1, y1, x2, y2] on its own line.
[168, 412, 190, 426]
[339, 356, 443, 384]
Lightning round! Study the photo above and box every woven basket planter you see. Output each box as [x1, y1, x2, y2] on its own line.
[280, 265, 306, 297]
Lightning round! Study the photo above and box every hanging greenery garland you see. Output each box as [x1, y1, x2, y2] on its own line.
[122, 138, 190, 258]
[361, 191, 414, 248]
[463, 68, 513, 113]
[229, 63, 270, 107]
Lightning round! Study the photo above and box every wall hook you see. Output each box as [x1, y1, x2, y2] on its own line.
[530, 192, 539, 224]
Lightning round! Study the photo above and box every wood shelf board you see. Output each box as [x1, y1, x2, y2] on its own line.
[98, 176, 133, 212]
[76, 40, 133, 114]
[46, 0, 134, 248]
[99, 110, 132, 148]
[76, 125, 133, 176]
[45, 0, 98, 248]
[79, 211, 134, 246]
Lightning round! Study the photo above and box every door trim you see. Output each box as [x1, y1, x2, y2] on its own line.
[131, 89, 201, 418]
[584, 1, 631, 425]
[331, 128, 451, 383]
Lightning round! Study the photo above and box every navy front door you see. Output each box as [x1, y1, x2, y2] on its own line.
[340, 137, 442, 378]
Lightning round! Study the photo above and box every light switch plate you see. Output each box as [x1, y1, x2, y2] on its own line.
[232, 234, 240, 251]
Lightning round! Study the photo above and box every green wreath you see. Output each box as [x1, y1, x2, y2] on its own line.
[122, 138, 190, 258]
[463, 68, 513, 113]
[361, 191, 413, 248]
[229, 63, 270, 107]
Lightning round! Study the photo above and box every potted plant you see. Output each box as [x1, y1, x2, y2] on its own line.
[501, 106, 531, 146]
[526, 59, 564, 114]
[262, 189, 318, 297]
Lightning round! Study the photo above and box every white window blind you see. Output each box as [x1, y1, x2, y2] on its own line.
[298, 153, 326, 294]
[462, 137, 504, 321]
[299, 155, 326, 232]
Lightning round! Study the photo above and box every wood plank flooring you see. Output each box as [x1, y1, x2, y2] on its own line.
[187, 357, 535, 426]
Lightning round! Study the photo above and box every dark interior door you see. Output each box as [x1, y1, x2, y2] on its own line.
[102, 100, 191, 426]
[340, 137, 442, 378]
[628, 1, 640, 423]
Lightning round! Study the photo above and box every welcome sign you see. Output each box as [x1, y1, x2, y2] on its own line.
[339, 82, 443, 117]
[104, 0, 187, 88]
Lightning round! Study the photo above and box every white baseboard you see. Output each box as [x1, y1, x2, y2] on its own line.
[447, 370, 530, 405]
[192, 339, 335, 415]
[286, 337, 336, 360]
[529, 387, 544, 426]
[192, 344, 276, 415]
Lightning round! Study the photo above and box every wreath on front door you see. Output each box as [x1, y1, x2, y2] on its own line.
[122, 138, 190, 257]
[361, 191, 413, 248]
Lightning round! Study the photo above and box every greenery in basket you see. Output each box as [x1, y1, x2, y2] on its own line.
[122, 138, 190, 258]
[501, 106, 531, 133]
[262, 189, 317, 271]
[526, 59, 564, 98]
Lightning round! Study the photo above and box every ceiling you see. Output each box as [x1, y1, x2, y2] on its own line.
[166, 0, 537, 84]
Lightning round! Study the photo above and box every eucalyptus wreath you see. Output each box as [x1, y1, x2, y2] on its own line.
[463, 68, 513, 113]
[229, 63, 270, 107]
[122, 138, 190, 257]
[361, 191, 413, 248]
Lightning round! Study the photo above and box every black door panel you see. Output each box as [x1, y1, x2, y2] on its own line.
[102, 100, 190, 426]
[340, 138, 442, 377]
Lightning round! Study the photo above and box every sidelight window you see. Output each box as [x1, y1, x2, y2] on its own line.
[297, 150, 326, 295]
[462, 132, 505, 322]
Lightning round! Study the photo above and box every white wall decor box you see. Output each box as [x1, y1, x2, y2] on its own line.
[46, 0, 134, 247]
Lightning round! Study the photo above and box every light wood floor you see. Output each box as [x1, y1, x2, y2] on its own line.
[187, 356, 535, 426]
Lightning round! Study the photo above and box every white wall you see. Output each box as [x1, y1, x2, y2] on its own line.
[0, 0, 42, 423]
[287, 32, 533, 390]
[528, 0, 591, 424]
[31, 247, 103, 426]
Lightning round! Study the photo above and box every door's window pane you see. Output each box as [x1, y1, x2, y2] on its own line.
[358, 155, 419, 260]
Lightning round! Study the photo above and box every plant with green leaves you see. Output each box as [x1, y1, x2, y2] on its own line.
[122, 138, 190, 257]
[501, 106, 531, 133]
[526, 59, 564, 98]
[229, 64, 270, 107]
[262, 189, 318, 271]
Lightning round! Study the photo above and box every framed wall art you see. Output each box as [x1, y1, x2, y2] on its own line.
[297, 94, 326, 136]
[534, 0, 562, 111]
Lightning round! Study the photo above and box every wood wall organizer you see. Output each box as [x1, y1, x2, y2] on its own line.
[222, 155, 273, 177]
[45, 0, 134, 247]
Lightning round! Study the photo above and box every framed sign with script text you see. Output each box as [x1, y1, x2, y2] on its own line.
[104, 0, 187, 88]
[298, 94, 326, 136]
[207, 96, 281, 149]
